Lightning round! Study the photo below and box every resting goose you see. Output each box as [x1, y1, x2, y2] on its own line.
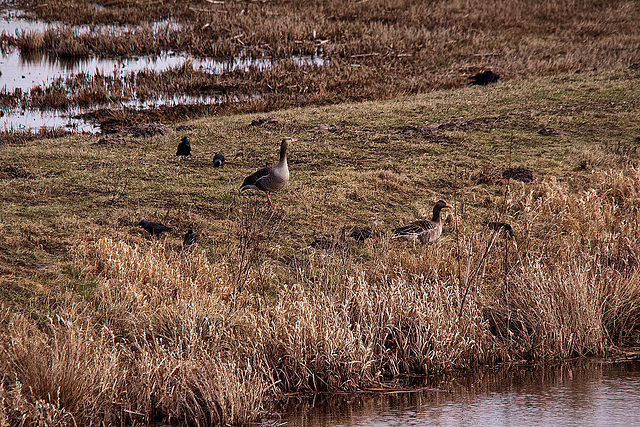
[240, 137, 296, 207]
[392, 200, 452, 244]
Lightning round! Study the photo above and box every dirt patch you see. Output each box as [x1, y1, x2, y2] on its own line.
[0, 165, 32, 179]
[428, 116, 513, 131]
[128, 122, 171, 138]
[502, 166, 540, 183]
[390, 124, 433, 136]
[250, 117, 281, 127]
[309, 123, 341, 133]
[309, 235, 343, 250]
[538, 128, 567, 136]
[95, 135, 127, 145]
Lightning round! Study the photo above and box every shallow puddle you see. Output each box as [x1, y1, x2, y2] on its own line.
[270, 361, 640, 427]
[0, 13, 327, 132]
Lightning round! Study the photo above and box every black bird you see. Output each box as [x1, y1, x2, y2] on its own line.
[349, 228, 372, 242]
[176, 136, 191, 157]
[137, 220, 172, 236]
[183, 229, 197, 246]
[213, 152, 225, 167]
[468, 70, 500, 85]
[483, 221, 514, 237]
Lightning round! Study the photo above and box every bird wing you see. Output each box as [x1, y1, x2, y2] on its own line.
[393, 220, 436, 237]
[151, 223, 172, 232]
[241, 166, 273, 190]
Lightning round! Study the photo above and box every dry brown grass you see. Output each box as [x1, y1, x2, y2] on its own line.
[4, 168, 640, 424]
[1, 68, 640, 423]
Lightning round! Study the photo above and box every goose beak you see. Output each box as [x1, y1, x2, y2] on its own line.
[445, 203, 453, 209]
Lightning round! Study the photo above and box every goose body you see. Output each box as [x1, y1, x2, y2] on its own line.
[392, 200, 452, 244]
[240, 138, 295, 207]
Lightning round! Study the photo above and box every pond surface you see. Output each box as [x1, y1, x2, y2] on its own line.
[272, 361, 640, 427]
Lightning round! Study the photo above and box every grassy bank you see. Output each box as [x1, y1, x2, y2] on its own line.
[2, 0, 639, 128]
[1, 69, 640, 424]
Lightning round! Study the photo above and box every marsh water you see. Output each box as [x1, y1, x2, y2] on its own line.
[0, 12, 327, 132]
[271, 361, 640, 426]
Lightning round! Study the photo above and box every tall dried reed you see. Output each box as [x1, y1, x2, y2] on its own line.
[3, 167, 640, 424]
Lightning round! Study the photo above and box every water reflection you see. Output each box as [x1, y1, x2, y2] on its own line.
[273, 362, 640, 427]
[0, 13, 328, 132]
[0, 48, 326, 93]
[0, 10, 184, 35]
[0, 108, 98, 133]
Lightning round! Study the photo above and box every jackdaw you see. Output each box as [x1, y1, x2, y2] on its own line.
[137, 220, 172, 236]
[176, 136, 191, 157]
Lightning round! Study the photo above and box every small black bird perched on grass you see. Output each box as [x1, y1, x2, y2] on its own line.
[468, 70, 500, 85]
[213, 152, 225, 167]
[483, 221, 514, 237]
[176, 136, 191, 157]
[183, 229, 197, 246]
[137, 220, 172, 236]
[349, 228, 372, 242]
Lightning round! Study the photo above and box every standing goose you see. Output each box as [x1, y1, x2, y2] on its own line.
[392, 200, 452, 244]
[240, 137, 296, 207]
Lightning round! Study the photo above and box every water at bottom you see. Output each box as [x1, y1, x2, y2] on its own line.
[272, 361, 640, 427]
